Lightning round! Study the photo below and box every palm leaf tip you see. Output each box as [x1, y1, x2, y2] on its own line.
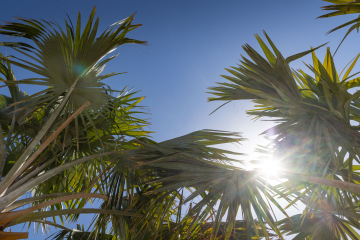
[318, 1, 360, 52]
[0, 7, 145, 111]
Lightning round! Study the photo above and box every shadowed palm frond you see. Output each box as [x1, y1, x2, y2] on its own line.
[0, 7, 147, 155]
[278, 196, 360, 240]
[0, 9, 151, 238]
[208, 33, 360, 176]
[90, 130, 288, 240]
[207, 32, 360, 239]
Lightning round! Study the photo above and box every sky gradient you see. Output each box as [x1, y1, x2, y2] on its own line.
[1, 0, 358, 239]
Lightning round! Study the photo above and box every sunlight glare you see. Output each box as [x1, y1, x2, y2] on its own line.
[257, 158, 282, 178]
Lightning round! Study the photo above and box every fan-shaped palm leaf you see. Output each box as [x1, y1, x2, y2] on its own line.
[0, 7, 147, 162]
[278, 196, 360, 240]
[91, 130, 288, 240]
[207, 32, 360, 239]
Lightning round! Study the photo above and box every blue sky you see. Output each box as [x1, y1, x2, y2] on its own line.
[1, 0, 359, 239]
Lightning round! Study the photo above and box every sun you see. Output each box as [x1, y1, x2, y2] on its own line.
[250, 157, 283, 178]
[258, 159, 281, 177]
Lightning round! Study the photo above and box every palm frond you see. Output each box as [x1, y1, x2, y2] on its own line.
[92, 130, 287, 239]
[319, 0, 360, 53]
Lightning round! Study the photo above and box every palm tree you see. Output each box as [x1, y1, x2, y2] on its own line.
[0, 8, 151, 239]
[0, 8, 276, 240]
[96, 2, 360, 239]
[0, 7, 281, 238]
[6, 2, 360, 240]
[207, 22, 360, 240]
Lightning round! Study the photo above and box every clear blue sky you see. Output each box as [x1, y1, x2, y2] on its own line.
[1, 0, 358, 239]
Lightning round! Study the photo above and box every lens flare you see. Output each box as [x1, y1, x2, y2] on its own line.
[73, 63, 87, 76]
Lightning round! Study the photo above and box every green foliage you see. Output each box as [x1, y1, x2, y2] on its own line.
[206, 10, 360, 238]
[0, 8, 151, 240]
[4, 1, 360, 240]
[320, 0, 360, 53]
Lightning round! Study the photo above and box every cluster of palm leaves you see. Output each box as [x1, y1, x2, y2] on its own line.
[206, 1, 360, 239]
[0, 7, 274, 240]
[2, 1, 360, 240]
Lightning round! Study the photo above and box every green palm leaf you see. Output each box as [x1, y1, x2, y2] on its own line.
[319, 0, 360, 53]
[97, 130, 287, 239]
